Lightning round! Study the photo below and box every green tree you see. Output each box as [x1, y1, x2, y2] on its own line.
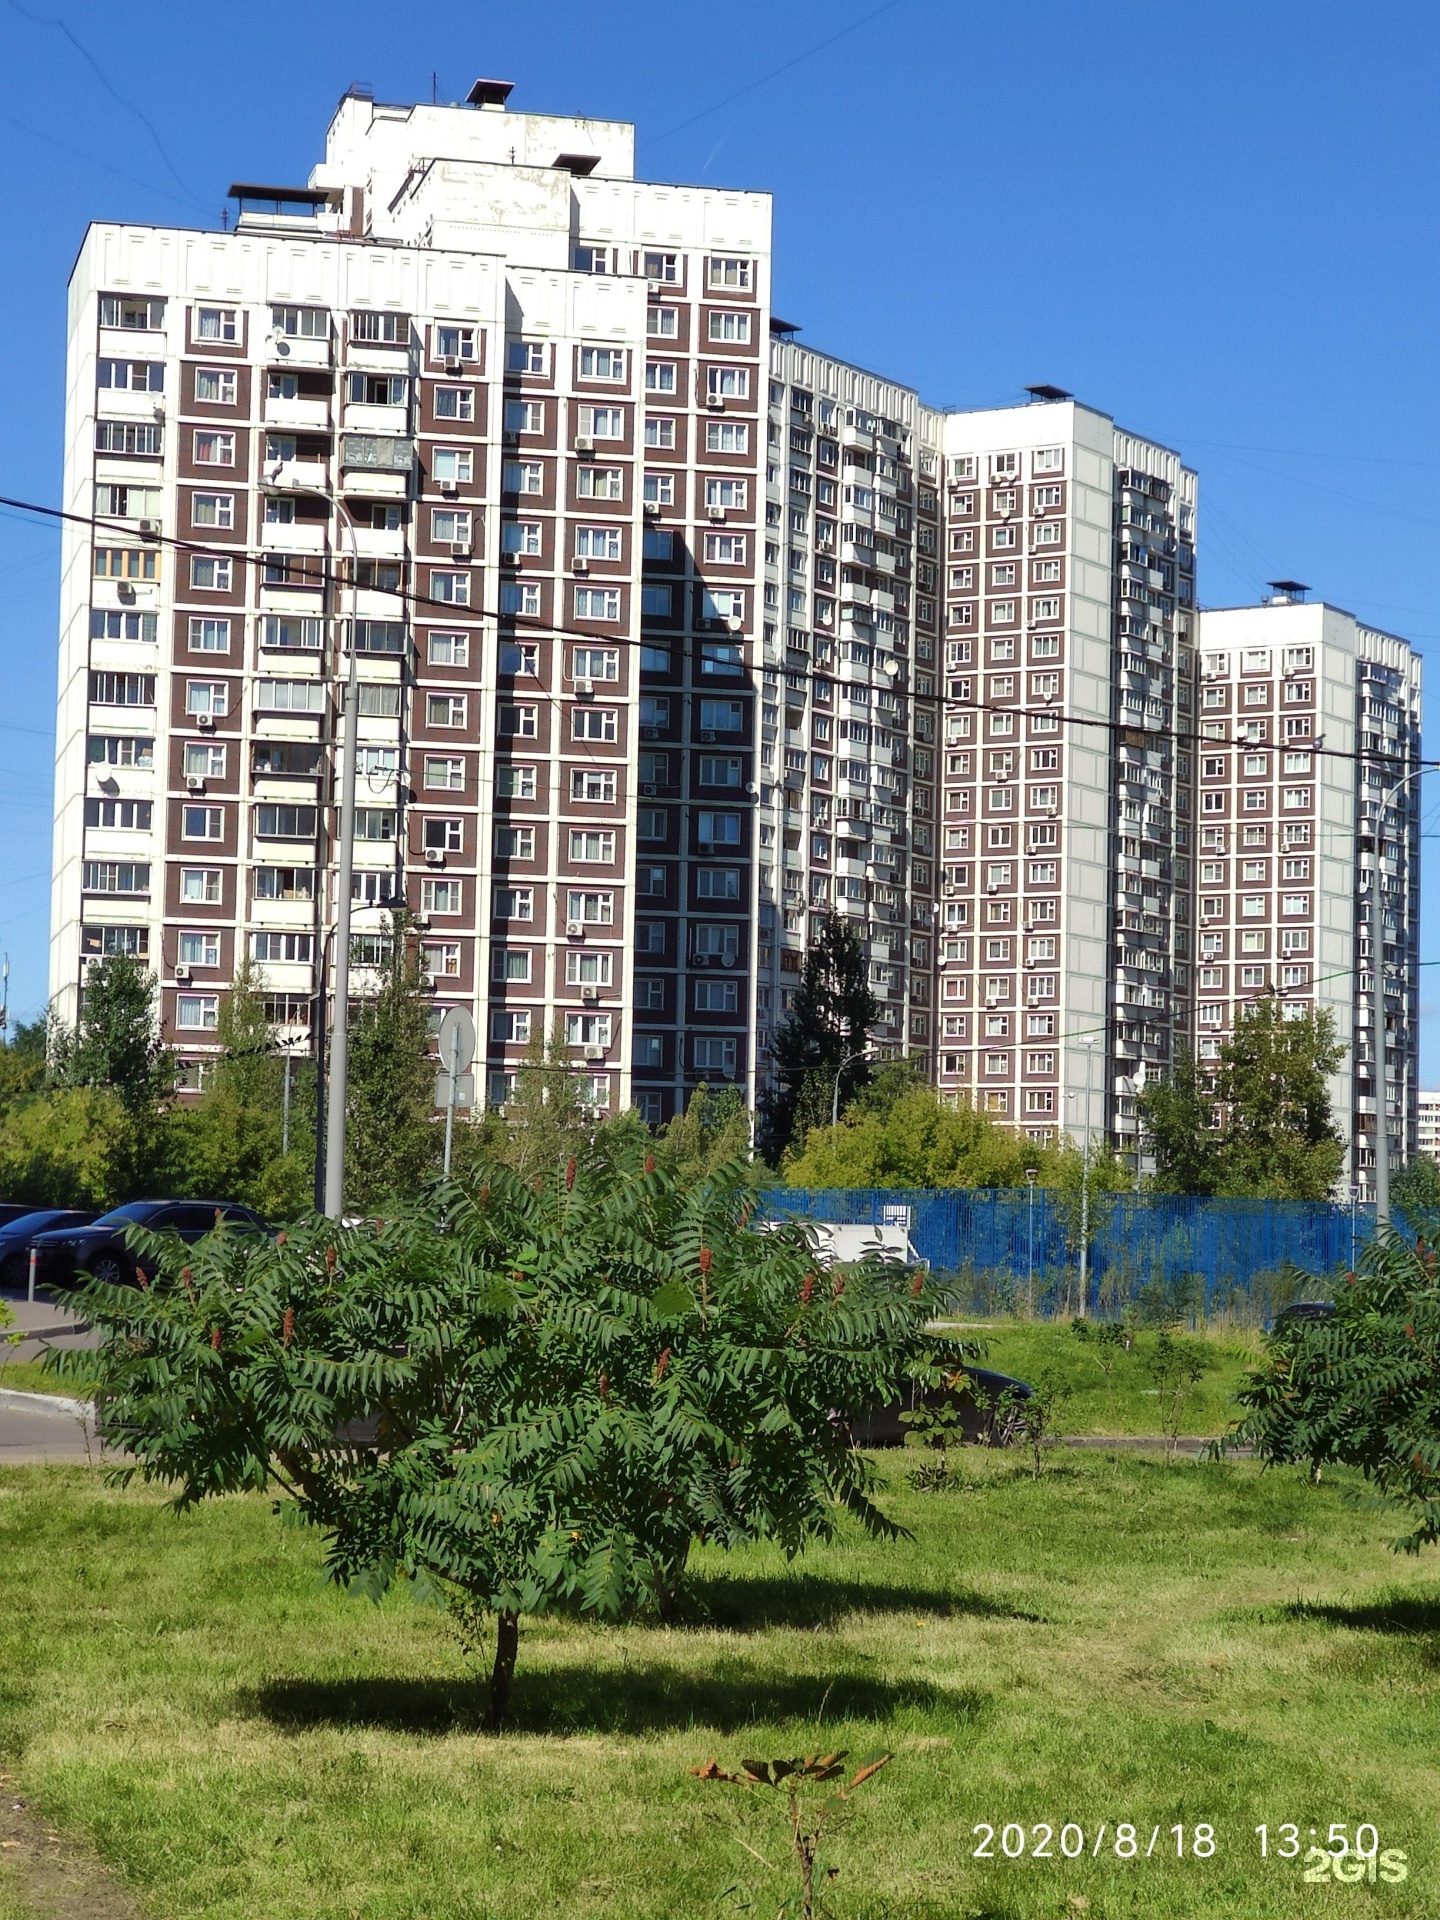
[783, 1084, 1040, 1190]
[654, 1083, 752, 1184]
[1225, 1226, 1440, 1551]
[760, 915, 878, 1163]
[1141, 1000, 1346, 1200]
[70, 1156, 940, 1724]
[1392, 1155, 1440, 1213]
[50, 953, 172, 1116]
[466, 1029, 594, 1186]
[0, 1086, 128, 1209]
[342, 915, 437, 1212]
[169, 965, 312, 1215]
[0, 1013, 48, 1115]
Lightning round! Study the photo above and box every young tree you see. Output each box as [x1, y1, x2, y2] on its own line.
[469, 1029, 594, 1185]
[49, 954, 172, 1191]
[342, 914, 438, 1212]
[0, 1086, 128, 1208]
[170, 964, 311, 1215]
[1226, 1226, 1440, 1551]
[1139, 1049, 1219, 1195]
[783, 1084, 1041, 1190]
[654, 1083, 752, 1184]
[1391, 1155, 1440, 1214]
[1212, 998, 1345, 1200]
[70, 1156, 941, 1725]
[0, 1013, 48, 1115]
[761, 915, 879, 1163]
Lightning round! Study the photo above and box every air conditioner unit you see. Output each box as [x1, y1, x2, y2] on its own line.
[174, 964, 191, 982]
[573, 677, 594, 695]
[640, 725, 660, 740]
[584, 1044, 605, 1061]
[138, 518, 160, 539]
[643, 501, 660, 517]
[706, 395, 725, 410]
[501, 550, 518, 566]
[439, 480, 459, 497]
[186, 775, 205, 793]
[641, 782, 657, 797]
[197, 713, 216, 730]
[424, 848, 445, 866]
[444, 356, 463, 375]
[581, 985, 599, 1002]
[694, 954, 711, 967]
[571, 557, 590, 575]
[566, 920, 585, 937]
[708, 506, 726, 522]
[449, 542, 472, 560]
[411, 915, 429, 931]
[574, 435, 595, 453]
[117, 582, 137, 603]
[699, 729, 716, 743]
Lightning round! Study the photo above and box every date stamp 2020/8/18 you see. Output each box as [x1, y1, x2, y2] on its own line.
[970, 1823, 1409, 1881]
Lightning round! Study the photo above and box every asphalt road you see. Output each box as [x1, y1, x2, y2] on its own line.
[0, 1390, 100, 1464]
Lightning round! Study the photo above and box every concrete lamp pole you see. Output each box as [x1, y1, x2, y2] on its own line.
[1370, 760, 1428, 1226]
[832, 1048, 872, 1129]
[323, 499, 362, 1221]
[1024, 1166, 1038, 1315]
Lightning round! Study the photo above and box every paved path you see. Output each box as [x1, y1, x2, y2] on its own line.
[2, 1285, 97, 1363]
[0, 1391, 100, 1465]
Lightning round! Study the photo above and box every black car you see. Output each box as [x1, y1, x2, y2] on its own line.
[1271, 1300, 1336, 1332]
[0, 1209, 99, 1286]
[0, 1203, 46, 1232]
[31, 1199, 268, 1288]
[851, 1366, 1034, 1448]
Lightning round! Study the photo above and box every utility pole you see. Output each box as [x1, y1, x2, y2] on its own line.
[1078, 1034, 1096, 1317]
[1369, 760, 1427, 1226]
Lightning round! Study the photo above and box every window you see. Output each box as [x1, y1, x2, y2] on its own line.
[83, 797, 152, 830]
[705, 477, 748, 510]
[567, 890, 614, 925]
[187, 617, 230, 653]
[493, 887, 533, 921]
[89, 610, 157, 642]
[645, 360, 676, 392]
[499, 703, 538, 737]
[431, 508, 472, 545]
[434, 386, 475, 422]
[500, 582, 541, 617]
[572, 768, 617, 802]
[95, 421, 161, 455]
[575, 586, 621, 620]
[503, 400, 543, 435]
[697, 867, 740, 900]
[499, 642, 539, 675]
[354, 807, 397, 841]
[502, 521, 542, 556]
[271, 304, 328, 338]
[94, 547, 157, 581]
[254, 680, 323, 713]
[177, 994, 220, 1030]
[647, 306, 679, 337]
[579, 346, 626, 381]
[82, 860, 151, 895]
[423, 817, 464, 853]
[100, 294, 164, 329]
[502, 461, 543, 494]
[707, 365, 750, 399]
[569, 829, 616, 862]
[195, 306, 237, 342]
[575, 524, 623, 561]
[708, 257, 753, 290]
[492, 947, 532, 983]
[695, 980, 740, 1012]
[428, 631, 469, 667]
[260, 615, 321, 651]
[189, 555, 232, 591]
[706, 421, 750, 453]
[641, 586, 672, 617]
[572, 647, 619, 681]
[492, 1010, 532, 1045]
[430, 570, 470, 606]
[698, 811, 741, 848]
[577, 465, 624, 499]
[579, 405, 625, 439]
[249, 931, 313, 965]
[643, 473, 675, 507]
[700, 698, 745, 733]
[427, 693, 468, 728]
[708, 310, 752, 342]
[89, 733, 154, 768]
[182, 804, 224, 841]
[255, 804, 317, 840]
[699, 755, 743, 787]
[424, 755, 465, 791]
[572, 707, 618, 742]
[97, 357, 164, 393]
[193, 430, 235, 466]
[705, 533, 747, 564]
[495, 825, 535, 858]
[435, 324, 476, 362]
[351, 310, 406, 344]
[644, 416, 676, 449]
[694, 1037, 738, 1074]
[506, 341, 547, 375]
[496, 764, 537, 799]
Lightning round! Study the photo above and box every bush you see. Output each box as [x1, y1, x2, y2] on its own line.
[66, 1153, 942, 1723]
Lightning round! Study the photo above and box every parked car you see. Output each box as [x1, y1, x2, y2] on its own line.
[851, 1366, 1034, 1449]
[0, 1203, 46, 1232]
[1271, 1300, 1336, 1333]
[30, 1200, 268, 1288]
[0, 1209, 99, 1286]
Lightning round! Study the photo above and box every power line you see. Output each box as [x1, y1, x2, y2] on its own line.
[0, 486, 1429, 781]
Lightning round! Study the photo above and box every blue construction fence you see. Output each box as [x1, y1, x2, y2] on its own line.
[759, 1187, 1381, 1323]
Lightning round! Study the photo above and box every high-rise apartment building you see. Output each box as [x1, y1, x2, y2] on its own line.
[1418, 1089, 1440, 1161]
[53, 78, 1225, 1167]
[933, 401, 1198, 1168]
[1196, 591, 1422, 1195]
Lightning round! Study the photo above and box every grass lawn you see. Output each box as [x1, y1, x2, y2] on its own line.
[0, 1450, 1436, 1920]
[960, 1319, 1262, 1436]
[0, 1357, 91, 1398]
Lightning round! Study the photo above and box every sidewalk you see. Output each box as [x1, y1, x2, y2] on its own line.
[1, 1285, 97, 1361]
[1, 1287, 103, 1462]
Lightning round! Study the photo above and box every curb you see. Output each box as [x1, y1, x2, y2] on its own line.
[0, 1388, 94, 1419]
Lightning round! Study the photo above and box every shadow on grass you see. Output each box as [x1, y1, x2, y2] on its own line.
[1281, 1593, 1440, 1635]
[679, 1572, 1046, 1631]
[243, 1663, 986, 1738]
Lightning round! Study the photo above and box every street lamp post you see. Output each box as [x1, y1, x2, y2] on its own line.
[1369, 761, 1427, 1226]
[1024, 1167, 1038, 1316]
[1078, 1034, 1096, 1318]
[322, 500, 361, 1220]
[832, 1047, 872, 1129]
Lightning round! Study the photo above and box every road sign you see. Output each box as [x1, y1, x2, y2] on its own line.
[435, 1069, 476, 1111]
[436, 1006, 476, 1075]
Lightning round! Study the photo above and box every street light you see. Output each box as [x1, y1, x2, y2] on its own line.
[1024, 1167, 1038, 1316]
[1078, 1033, 1097, 1318]
[1368, 760, 1428, 1225]
[832, 1047, 872, 1129]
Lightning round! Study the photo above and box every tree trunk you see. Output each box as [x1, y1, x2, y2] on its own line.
[488, 1608, 518, 1728]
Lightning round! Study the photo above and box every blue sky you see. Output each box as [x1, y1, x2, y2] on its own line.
[1, 0, 1435, 1070]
